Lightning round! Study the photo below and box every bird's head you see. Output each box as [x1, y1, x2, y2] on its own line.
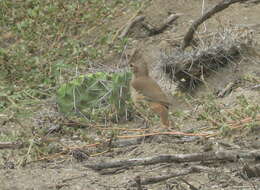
[127, 48, 149, 77]
[129, 62, 149, 77]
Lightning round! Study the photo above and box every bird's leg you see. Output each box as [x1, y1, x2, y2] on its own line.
[160, 110, 170, 129]
[150, 102, 171, 130]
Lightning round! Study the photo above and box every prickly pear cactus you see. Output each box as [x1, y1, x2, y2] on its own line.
[56, 71, 133, 122]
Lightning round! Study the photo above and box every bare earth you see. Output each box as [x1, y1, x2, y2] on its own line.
[1, 0, 260, 190]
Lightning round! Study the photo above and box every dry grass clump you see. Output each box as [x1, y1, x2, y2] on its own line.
[159, 27, 255, 91]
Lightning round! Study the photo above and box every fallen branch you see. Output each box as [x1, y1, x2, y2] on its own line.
[0, 141, 23, 149]
[217, 81, 236, 98]
[119, 15, 145, 39]
[182, 0, 250, 50]
[112, 1, 146, 42]
[142, 14, 180, 36]
[117, 131, 209, 139]
[86, 150, 260, 170]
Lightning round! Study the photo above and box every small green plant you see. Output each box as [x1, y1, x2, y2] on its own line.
[195, 92, 260, 137]
[197, 95, 226, 124]
[219, 124, 231, 136]
[57, 71, 133, 123]
[0, 0, 148, 115]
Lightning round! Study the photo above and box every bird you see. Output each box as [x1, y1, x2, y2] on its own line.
[128, 49, 172, 129]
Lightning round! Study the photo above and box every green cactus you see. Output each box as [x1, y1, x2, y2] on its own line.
[56, 71, 133, 122]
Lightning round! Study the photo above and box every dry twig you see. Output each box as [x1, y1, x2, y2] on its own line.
[119, 15, 145, 39]
[182, 0, 250, 50]
[112, 1, 146, 42]
[0, 141, 23, 149]
[217, 82, 236, 98]
[64, 121, 147, 132]
[86, 150, 260, 171]
[117, 131, 209, 139]
[142, 14, 180, 36]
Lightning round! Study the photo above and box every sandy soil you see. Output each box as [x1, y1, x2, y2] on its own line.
[1, 0, 260, 189]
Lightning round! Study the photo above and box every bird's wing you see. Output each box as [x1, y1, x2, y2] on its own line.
[131, 77, 171, 107]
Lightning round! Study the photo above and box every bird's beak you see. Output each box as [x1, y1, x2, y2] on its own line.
[129, 63, 137, 73]
[129, 63, 134, 71]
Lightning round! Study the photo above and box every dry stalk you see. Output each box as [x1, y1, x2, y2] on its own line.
[182, 0, 250, 50]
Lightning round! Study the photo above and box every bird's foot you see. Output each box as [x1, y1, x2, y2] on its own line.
[167, 121, 176, 131]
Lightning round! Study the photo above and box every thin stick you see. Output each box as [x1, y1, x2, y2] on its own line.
[119, 15, 145, 39]
[117, 131, 209, 139]
[90, 150, 110, 157]
[0, 141, 23, 149]
[217, 82, 235, 97]
[182, 0, 250, 50]
[142, 14, 180, 36]
[64, 121, 147, 132]
[112, 2, 145, 42]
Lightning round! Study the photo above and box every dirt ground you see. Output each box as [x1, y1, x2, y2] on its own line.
[1, 0, 260, 189]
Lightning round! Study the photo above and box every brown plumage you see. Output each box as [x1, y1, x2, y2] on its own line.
[129, 50, 171, 128]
